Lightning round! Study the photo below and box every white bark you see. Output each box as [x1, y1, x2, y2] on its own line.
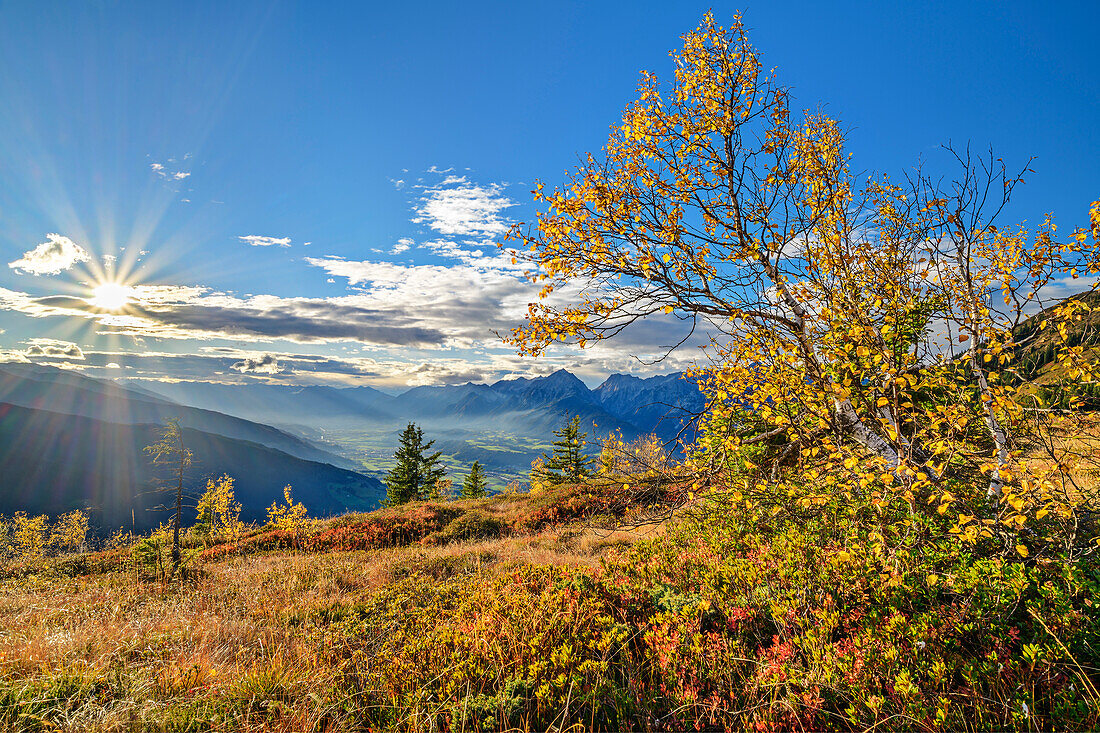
[970, 350, 1010, 499]
[835, 396, 902, 471]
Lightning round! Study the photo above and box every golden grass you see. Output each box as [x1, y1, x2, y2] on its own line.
[2, 468, 1095, 731]
[0, 516, 661, 731]
[1018, 412, 1100, 502]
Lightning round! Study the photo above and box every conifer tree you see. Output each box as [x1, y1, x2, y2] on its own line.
[534, 415, 593, 486]
[462, 461, 488, 499]
[144, 418, 192, 574]
[384, 422, 446, 505]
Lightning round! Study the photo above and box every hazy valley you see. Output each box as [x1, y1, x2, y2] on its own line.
[0, 363, 704, 531]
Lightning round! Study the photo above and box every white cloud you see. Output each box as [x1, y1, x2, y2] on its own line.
[0, 350, 30, 364]
[230, 353, 286, 375]
[150, 159, 191, 182]
[24, 338, 85, 359]
[421, 239, 525, 273]
[8, 234, 92, 275]
[413, 179, 513, 237]
[303, 256, 535, 344]
[239, 235, 292, 248]
[1029, 275, 1099, 314]
[391, 237, 413, 255]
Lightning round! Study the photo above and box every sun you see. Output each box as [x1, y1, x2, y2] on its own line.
[89, 282, 134, 311]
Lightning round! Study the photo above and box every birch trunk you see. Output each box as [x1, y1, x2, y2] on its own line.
[969, 350, 1011, 499]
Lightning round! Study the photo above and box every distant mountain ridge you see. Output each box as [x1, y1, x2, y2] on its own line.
[143, 368, 707, 441]
[0, 364, 360, 470]
[0, 401, 383, 533]
[593, 372, 707, 438]
[0, 364, 704, 524]
[0, 364, 385, 531]
[132, 380, 396, 424]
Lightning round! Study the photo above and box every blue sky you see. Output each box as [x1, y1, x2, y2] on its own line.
[0, 1, 1096, 387]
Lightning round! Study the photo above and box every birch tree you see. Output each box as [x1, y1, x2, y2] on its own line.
[505, 12, 1100, 540]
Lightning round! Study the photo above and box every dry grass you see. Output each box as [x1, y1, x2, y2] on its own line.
[1, 470, 1096, 731]
[0, 514, 661, 731]
[1018, 413, 1100, 504]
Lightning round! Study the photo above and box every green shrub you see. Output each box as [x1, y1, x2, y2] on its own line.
[426, 511, 504, 545]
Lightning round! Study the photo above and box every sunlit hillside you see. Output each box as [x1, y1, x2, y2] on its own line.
[2, 4, 1099, 732]
[2, 451, 1099, 731]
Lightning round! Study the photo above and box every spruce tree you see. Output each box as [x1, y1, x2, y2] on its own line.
[461, 461, 488, 499]
[534, 415, 593, 486]
[384, 423, 446, 505]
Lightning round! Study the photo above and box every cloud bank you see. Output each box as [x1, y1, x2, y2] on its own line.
[0, 170, 710, 387]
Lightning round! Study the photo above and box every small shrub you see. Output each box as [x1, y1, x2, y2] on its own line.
[266, 484, 309, 538]
[48, 510, 89, 554]
[11, 511, 48, 563]
[426, 511, 504, 545]
[193, 475, 245, 547]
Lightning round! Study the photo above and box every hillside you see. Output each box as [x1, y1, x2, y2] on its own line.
[0, 364, 360, 471]
[1010, 289, 1100, 387]
[2, 472, 1096, 732]
[0, 401, 384, 533]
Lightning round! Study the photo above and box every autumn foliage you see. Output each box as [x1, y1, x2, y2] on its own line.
[508, 12, 1100, 562]
[2, 12, 1099, 732]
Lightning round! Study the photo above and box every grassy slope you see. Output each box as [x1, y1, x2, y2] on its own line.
[2, 474, 1098, 732]
[1011, 289, 1100, 385]
[0, 486, 659, 731]
[0, 402, 384, 532]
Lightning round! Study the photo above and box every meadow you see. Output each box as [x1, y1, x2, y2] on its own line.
[2, 457, 1097, 732]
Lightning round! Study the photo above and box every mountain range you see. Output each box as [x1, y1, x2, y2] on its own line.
[0, 363, 704, 530]
[0, 364, 384, 532]
[144, 368, 706, 443]
[0, 364, 360, 470]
